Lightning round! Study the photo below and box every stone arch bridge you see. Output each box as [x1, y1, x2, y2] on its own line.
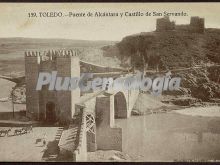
[58, 76, 139, 161]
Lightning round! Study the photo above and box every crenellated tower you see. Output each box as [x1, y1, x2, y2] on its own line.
[25, 50, 80, 124]
[25, 51, 41, 120]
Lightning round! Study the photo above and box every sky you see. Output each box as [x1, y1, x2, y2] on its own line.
[0, 3, 219, 41]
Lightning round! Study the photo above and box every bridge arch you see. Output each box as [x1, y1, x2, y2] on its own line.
[114, 92, 127, 118]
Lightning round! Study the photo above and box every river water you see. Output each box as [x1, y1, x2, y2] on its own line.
[115, 112, 220, 162]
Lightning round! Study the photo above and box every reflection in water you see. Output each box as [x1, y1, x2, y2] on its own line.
[115, 113, 220, 161]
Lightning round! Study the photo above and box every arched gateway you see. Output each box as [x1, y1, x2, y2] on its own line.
[46, 102, 56, 123]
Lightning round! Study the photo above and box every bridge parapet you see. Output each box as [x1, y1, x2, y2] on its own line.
[71, 78, 139, 161]
[73, 109, 87, 161]
[95, 94, 122, 151]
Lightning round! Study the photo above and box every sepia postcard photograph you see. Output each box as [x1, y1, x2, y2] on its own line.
[0, 2, 220, 162]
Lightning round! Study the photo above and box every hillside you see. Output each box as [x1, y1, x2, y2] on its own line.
[103, 28, 220, 103]
[115, 29, 220, 69]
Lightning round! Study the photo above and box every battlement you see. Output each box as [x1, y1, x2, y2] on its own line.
[25, 49, 78, 58]
[190, 16, 204, 33]
[25, 48, 81, 124]
[156, 16, 205, 33]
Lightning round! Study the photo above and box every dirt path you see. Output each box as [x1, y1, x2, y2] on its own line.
[0, 127, 59, 162]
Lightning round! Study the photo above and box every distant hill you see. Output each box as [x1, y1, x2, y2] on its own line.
[0, 37, 116, 46]
[0, 37, 120, 75]
[0, 37, 117, 59]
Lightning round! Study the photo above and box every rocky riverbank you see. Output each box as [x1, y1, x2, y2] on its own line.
[174, 106, 220, 117]
[87, 150, 131, 162]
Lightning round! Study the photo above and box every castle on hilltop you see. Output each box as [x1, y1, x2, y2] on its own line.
[156, 16, 205, 33]
[25, 50, 80, 124]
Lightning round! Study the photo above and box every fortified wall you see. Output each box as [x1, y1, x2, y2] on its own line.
[156, 16, 205, 33]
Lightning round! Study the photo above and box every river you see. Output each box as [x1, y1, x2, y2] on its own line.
[115, 112, 220, 162]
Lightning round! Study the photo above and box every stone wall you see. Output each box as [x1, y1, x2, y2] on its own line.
[80, 60, 127, 73]
[95, 94, 122, 151]
[127, 89, 140, 117]
[73, 110, 87, 161]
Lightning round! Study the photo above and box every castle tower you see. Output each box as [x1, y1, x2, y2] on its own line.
[190, 16, 205, 33]
[156, 16, 175, 31]
[25, 51, 41, 120]
[25, 50, 80, 124]
[56, 50, 80, 124]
